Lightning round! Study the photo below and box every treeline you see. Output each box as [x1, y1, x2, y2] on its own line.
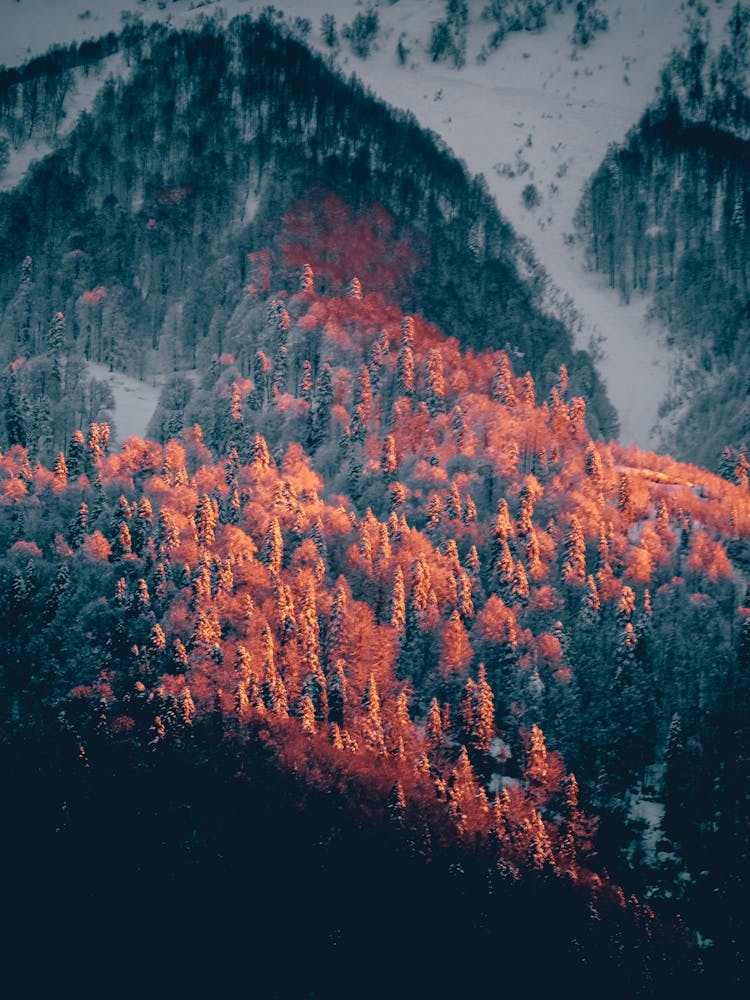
[478, 0, 607, 62]
[0, 16, 155, 148]
[575, 5, 750, 467]
[0, 273, 748, 986]
[0, 11, 617, 461]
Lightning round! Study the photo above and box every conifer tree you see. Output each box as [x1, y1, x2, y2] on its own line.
[327, 659, 349, 727]
[299, 694, 316, 736]
[261, 517, 283, 576]
[251, 351, 271, 410]
[311, 363, 334, 448]
[425, 348, 446, 415]
[66, 430, 86, 478]
[396, 341, 415, 398]
[492, 352, 516, 406]
[525, 724, 549, 805]
[53, 452, 68, 488]
[562, 515, 587, 585]
[387, 781, 406, 826]
[400, 315, 415, 349]
[425, 696, 444, 754]
[299, 263, 314, 293]
[381, 434, 398, 480]
[390, 565, 406, 634]
[361, 673, 386, 753]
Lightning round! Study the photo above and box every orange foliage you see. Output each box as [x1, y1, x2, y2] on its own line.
[81, 531, 113, 562]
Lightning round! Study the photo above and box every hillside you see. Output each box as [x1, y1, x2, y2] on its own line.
[0, 13, 617, 462]
[0, 0, 705, 450]
[576, 3, 750, 469]
[2, 253, 749, 990]
[1, 4, 749, 994]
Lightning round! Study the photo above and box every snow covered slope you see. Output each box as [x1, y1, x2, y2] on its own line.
[2, 0, 713, 447]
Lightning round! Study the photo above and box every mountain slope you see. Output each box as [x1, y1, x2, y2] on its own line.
[1, 0, 699, 448]
[0, 13, 616, 462]
[575, 4, 750, 468]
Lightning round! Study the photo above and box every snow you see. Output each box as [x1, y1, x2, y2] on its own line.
[0, 136, 52, 192]
[1, 0, 716, 448]
[86, 361, 164, 445]
[628, 791, 665, 867]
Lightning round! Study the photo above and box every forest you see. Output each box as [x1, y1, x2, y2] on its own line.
[575, 3, 750, 469]
[0, 11, 617, 466]
[0, 8, 747, 996]
[1, 256, 748, 991]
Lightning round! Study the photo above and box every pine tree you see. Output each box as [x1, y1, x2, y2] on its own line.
[272, 345, 288, 397]
[195, 493, 218, 547]
[525, 724, 549, 805]
[261, 517, 283, 576]
[387, 781, 406, 826]
[361, 673, 386, 753]
[396, 343, 415, 396]
[425, 348, 446, 415]
[521, 372, 536, 406]
[111, 521, 133, 561]
[585, 443, 603, 492]
[328, 659, 349, 727]
[299, 694, 316, 736]
[390, 565, 406, 633]
[53, 452, 68, 488]
[299, 263, 314, 292]
[381, 434, 397, 480]
[663, 712, 688, 841]
[251, 350, 271, 409]
[493, 539, 516, 602]
[618, 472, 632, 518]
[562, 515, 587, 584]
[260, 627, 288, 718]
[66, 430, 86, 478]
[425, 696, 444, 754]
[5, 371, 26, 447]
[311, 363, 334, 449]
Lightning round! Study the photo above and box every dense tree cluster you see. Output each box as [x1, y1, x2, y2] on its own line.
[0, 263, 748, 989]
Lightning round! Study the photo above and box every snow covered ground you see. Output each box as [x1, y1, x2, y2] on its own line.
[2, 0, 722, 448]
[86, 362, 165, 444]
[629, 792, 666, 868]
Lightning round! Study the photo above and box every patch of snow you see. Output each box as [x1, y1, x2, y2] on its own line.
[86, 361, 165, 446]
[489, 773, 519, 794]
[628, 791, 665, 867]
[489, 735, 510, 761]
[0, 138, 52, 192]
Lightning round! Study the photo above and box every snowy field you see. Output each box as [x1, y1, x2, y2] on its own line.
[86, 362, 165, 444]
[1, 0, 723, 448]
